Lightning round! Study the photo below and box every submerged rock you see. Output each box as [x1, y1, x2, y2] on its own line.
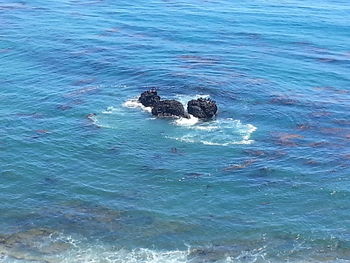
[138, 89, 161, 107]
[151, 100, 186, 118]
[187, 98, 217, 119]
[0, 228, 72, 262]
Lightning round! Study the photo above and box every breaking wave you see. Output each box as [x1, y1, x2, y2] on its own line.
[0, 230, 266, 263]
[0, 230, 344, 263]
[174, 115, 200, 126]
[123, 98, 152, 113]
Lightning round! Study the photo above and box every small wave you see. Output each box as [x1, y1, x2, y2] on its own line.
[0, 231, 332, 263]
[43, 236, 261, 263]
[123, 98, 152, 113]
[61, 248, 189, 263]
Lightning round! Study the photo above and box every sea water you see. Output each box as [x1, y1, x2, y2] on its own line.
[0, 0, 350, 262]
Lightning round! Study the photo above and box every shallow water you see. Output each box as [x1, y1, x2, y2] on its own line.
[1, 0, 350, 262]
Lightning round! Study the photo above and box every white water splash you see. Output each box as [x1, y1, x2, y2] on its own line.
[123, 98, 152, 113]
[60, 247, 189, 263]
[173, 115, 200, 126]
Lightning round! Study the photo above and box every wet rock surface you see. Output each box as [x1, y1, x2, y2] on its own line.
[138, 90, 218, 119]
[138, 89, 161, 107]
[151, 99, 186, 118]
[187, 97, 217, 119]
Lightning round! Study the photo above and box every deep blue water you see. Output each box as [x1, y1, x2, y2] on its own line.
[1, 0, 350, 262]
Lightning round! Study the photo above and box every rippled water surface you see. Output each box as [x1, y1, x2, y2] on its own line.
[1, 0, 350, 262]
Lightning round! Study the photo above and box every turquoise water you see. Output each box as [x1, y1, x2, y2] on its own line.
[1, 0, 350, 262]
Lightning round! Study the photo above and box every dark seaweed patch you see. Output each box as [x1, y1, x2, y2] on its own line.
[310, 111, 332, 118]
[56, 104, 73, 111]
[296, 123, 313, 130]
[309, 141, 330, 148]
[272, 133, 304, 147]
[223, 159, 256, 171]
[64, 86, 100, 98]
[72, 78, 96, 86]
[269, 95, 299, 106]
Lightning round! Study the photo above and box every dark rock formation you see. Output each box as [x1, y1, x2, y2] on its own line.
[137, 90, 217, 119]
[187, 98, 217, 119]
[151, 100, 186, 118]
[138, 89, 160, 107]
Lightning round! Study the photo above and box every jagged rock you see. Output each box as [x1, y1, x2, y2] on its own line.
[138, 89, 161, 107]
[187, 98, 217, 119]
[151, 100, 186, 118]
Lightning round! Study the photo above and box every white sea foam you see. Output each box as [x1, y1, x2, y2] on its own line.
[168, 119, 257, 146]
[173, 115, 199, 126]
[0, 232, 333, 263]
[0, 244, 338, 263]
[59, 247, 189, 263]
[123, 98, 152, 113]
[42, 236, 261, 263]
[93, 98, 152, 129]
